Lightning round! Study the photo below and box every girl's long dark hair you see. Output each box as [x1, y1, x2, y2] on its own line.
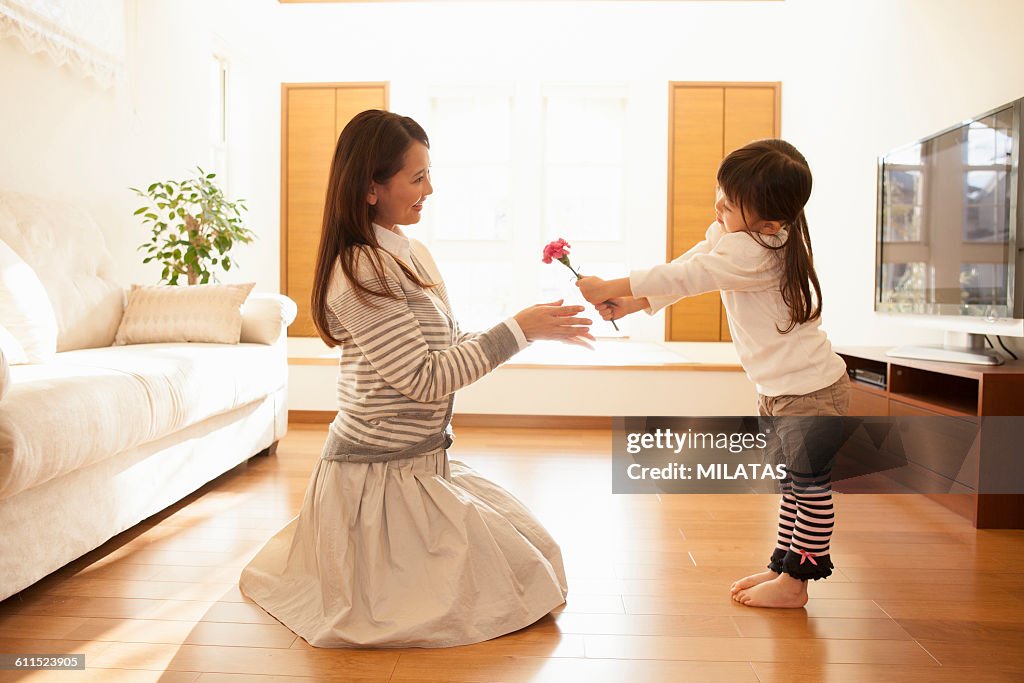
[310, 110, 434, 347]
[717, 139, 821, 334]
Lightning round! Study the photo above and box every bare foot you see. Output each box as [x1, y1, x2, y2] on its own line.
[730, 570, 779, 595]
[732, 573, 808, 608]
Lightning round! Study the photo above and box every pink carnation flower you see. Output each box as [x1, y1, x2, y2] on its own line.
[542, 238, 571, 264]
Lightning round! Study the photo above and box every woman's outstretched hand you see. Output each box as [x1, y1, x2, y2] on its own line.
[514, 299, 596, 350]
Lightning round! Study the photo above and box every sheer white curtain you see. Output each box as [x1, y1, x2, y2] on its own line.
[0, 0, 125, 87]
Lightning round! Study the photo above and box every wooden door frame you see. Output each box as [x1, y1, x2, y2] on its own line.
[664, 81, 781, 342]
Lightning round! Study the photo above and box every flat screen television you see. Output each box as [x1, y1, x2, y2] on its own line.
[875, 96, 1024, 365]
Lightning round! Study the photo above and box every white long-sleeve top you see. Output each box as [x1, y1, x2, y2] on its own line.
[630, 221, 846, 397]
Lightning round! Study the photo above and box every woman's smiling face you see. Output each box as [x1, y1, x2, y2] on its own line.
[370, 141, 432, 230]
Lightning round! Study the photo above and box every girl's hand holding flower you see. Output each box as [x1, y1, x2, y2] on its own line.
[595, 296, 650, 322]
[576, 276, 613, 306]
[575, 275, 634, 307]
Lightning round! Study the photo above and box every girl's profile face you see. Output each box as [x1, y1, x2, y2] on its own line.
[715, 186, 753, 233]
[714, 186, 781, 235]
[370, 141, 433, 230]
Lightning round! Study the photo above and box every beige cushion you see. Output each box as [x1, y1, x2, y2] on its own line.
[115, 283, 256, 345]
[0, 191, 124, 351]
[0, 238, 58, 364]
[0, 341, 287, 500]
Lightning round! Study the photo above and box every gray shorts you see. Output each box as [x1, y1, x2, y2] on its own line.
[758, 375, 851, 476]
[758, 374, 851, 417]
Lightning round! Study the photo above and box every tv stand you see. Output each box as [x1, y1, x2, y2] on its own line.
[887, 333, 1004, 366]
[838, 346, 1024, 529]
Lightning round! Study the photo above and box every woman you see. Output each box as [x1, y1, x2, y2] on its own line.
[240, 110, 592, 647]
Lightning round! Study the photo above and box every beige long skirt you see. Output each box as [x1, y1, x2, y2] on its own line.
[239, 448, 568, 648]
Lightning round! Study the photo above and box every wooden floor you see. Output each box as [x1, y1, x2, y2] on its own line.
[2, 425, 1023, 682]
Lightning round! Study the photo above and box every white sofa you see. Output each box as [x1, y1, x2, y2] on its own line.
[0, 190, 296, 601]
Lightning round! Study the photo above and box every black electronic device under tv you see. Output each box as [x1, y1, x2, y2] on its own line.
[875, 96, 1024, 365]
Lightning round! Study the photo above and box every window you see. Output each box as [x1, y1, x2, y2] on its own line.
[542, 94, 625, 242]
[210, 54, 229, 181]
[539, 89, 629, 335]
[425, 84, 633, 336]
[427, 92, 513, 241]
[422, 87, 517, 332]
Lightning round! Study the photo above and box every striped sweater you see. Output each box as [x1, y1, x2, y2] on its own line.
[324, 226, 526, 462]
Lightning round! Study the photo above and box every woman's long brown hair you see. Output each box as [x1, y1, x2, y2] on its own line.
[310, 110, 434, 347]
[717, 139, 821, 334]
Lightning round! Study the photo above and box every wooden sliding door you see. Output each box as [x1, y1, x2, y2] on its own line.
[281, 83, 388, 337]
[666, 82, 780, 342]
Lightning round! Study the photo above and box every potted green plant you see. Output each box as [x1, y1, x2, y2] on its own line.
[131, 167, 255, 285]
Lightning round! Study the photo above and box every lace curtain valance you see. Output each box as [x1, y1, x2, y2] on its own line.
[0, 0, 125, 88]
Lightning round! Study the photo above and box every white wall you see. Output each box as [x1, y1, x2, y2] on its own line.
[3, 0, 1023, 367]
[782, 0, 1024, 357]
[267, 0, 1024, 356]
[0, 0, 282, 293]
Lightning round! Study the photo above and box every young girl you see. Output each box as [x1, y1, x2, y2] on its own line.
[240, 110, 594, 646]
[577, 139, 849, 609]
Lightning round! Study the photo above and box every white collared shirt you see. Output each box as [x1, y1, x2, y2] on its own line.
[371, 223, 413, 266]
